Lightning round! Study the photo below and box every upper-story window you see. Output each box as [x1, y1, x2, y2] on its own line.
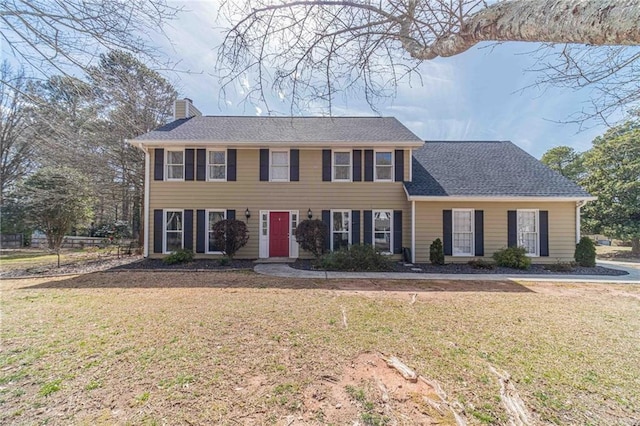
[517, 209, 539, 256]
[333, 151, 351, 181]
[166, 150, 184, 180]
[208, 150, 226, 181]
[452, 209, 474, 256]
[271, 150, 289, 181]
[375, 151, 393, 181]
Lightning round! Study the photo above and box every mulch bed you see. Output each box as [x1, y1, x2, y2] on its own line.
[110, 258, 256, 271]
[291, 259, 628, 276]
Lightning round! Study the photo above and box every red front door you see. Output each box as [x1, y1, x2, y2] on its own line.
[269, 212, 290, 257]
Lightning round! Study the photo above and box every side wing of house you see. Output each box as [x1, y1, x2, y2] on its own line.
[405, 141, 594, 264]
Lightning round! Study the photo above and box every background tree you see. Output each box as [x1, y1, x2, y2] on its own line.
[0, 0, 180, 88]
[0, 61, 33, 204]
[220, 0, 640, 121]
[540, 146, 585, 181]
[581, 121, 640, 254]
[12, 167, 94, 266]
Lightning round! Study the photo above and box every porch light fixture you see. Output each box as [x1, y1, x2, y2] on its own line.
[245, 208, 251, 220]
[307, 208, 313, 219]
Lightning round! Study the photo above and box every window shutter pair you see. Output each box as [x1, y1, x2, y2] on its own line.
[195, 209, 236, 254]
[154, 148, 236, 181]
[362, 210, 402, 254]
[507, 210, 549, 256]
[153, 209, 194, 253]
[323, 150, 364, 181]
[260, 149, 299, 181]
[442, 210, 484, 256]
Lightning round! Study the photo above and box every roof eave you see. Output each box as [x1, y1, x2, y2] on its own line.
[130, 139, 424, 148]
[406, 195, 597, 202]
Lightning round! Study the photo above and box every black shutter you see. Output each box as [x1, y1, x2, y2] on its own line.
[351, 210, 360, 245]
[290, 149, 299, 181]
[394, 150, 404, 182]
[196, 149, 206, 181]
[196, 210, 206, 253]
[540, 210, 549, 256]
[508, 210, 517, 247]
[474, 210, 484, 256]
[443, 210, 452, 256]
[227, 149, 237, 181]
[322, 210, 331, 250]
[363, 210, 372, 245]
[322, 149, 331, 181]
[154, 149, 164, 181]
[185, 149, 195, 181]
[364, 150, 374, 182]
[153, 209, 163, 253]
[260, 149, 269, 181]
[352, 150, 362, 181]
[227, 209, 236, 220]
[184, 210, 193, 250]
[393, 210, 403, 254]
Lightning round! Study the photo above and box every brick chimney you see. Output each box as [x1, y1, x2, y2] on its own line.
[173, 98, 202, 120]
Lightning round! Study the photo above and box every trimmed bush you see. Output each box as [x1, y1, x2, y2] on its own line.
[294, 219, 328, 258]
[575, 236, 596, 267]
[211, 219, 249, 259]
[544, 261, 575, 272]
[318, 245, 393, 271]
[429, 238, 445, 265]
[468, 259, 495, 270]
[492, 246, 531, 270]
[163, 248, 194, 265]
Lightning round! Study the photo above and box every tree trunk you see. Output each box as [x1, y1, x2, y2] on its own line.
[632, 237, 640, 255]
[407, 0, 640, 60]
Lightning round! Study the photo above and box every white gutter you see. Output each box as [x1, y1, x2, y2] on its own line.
[411, 200, 416, 264]
[132, 140, 424, 148]
[128, 140, 150, 258]
[406, 195, 597, 202]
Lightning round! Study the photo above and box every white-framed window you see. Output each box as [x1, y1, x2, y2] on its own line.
[166, 150, 184, 180]
[207, 150, 226, 181]
[452, 209, 474, 256]
[206, 210, 226, 253]
[374, 151, 393, 181]
[331, 210, 351, 251]
[373, 210, 393, 254]
[164, 210, 183, 253]
[270, 150, 289, 181]
[333, 151, 351, 181]
[517, 209, 539, 256]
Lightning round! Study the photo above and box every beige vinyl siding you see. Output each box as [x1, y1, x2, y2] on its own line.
[174, 101, 186, 120]
[414, 201, 577, 264]
[148, 148, 411, 259]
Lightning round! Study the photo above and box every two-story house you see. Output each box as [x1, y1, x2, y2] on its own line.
[130, 98, 594, 264]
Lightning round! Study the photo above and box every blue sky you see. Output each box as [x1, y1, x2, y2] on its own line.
[157, 1, 610, 159]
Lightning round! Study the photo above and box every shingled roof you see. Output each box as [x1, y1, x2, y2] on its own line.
[405, 141, 592, 198]
[133, 116, 423, 145]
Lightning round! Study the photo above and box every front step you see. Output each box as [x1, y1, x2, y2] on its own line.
[253, 257, 296, 264]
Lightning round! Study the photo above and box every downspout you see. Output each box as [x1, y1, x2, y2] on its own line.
[411, 200, 416, 264]
[576, 200, 587, 244]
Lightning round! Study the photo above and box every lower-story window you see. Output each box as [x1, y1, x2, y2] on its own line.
[332, 210, 350, 251]
[517, 209, 539, 256]
[206, 210, 226, 253]
[453, 209, 474, 256]
[373, 210, 392, 253]
[164, 210, 183, 253]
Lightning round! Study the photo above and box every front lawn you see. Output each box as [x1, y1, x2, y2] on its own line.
[1, 272, 638, 425]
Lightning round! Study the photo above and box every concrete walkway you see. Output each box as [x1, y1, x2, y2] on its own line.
[254, 260, 640, 284]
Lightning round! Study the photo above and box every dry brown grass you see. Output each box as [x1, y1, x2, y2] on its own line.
[597, 245, 640, 263]
[1, 271, 639, 425]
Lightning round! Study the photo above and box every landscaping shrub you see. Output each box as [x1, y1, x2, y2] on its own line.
[492, 246, 531, 270]
[575, 237, 596, 267]
[429, 238, 445, 265]
[318, 245, 393, 271]
[294, 219, 328, 258]
[468, 259, 495, 270]
[218, 257, 230, 266]
[163, 248, 194, 265]
[211, 219, 249, 259]
[544, 261, 575, 272]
